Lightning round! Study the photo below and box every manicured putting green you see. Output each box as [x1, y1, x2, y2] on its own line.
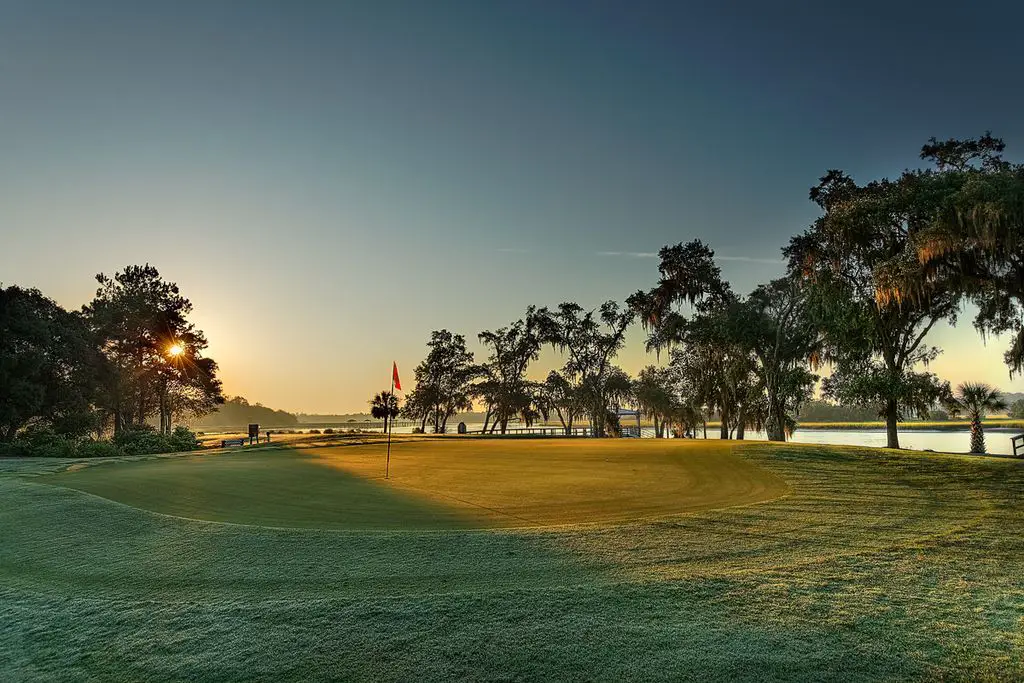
[44, 439, 788, 530]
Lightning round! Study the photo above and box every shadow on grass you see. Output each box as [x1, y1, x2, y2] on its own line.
[40, 449, 490, 531]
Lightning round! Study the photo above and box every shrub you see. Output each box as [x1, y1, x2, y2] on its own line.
[323, 428, 335, 434]
[21, 426, 78, 458]
[1009, 399, 1024, 419]
[113, 425, 164, 455]
[0, 424, 201, 458]
[168, 426, 201, 452]
[113, 425, 201, 455]
[308, 429, 321, 434]
[76, 440, 124, 458]
[0, 426, 80, 458]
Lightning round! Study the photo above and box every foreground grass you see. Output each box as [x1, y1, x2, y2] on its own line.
[2, 440, 1024, 680]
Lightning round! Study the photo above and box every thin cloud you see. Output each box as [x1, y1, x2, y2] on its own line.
[596, 251, 658, 258]
[496, 247, 531, 254]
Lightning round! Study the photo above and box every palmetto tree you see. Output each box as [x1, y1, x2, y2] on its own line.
[369, 391, 400, 433]
[946, 383, 1007, 454]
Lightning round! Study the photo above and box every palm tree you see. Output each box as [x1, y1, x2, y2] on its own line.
[946, 383, 1008, 454]
[369, 391, 400, 434]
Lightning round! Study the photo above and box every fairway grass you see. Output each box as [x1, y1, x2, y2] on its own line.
[3, 439, 1024, 680]
[43, 440, 788, 529]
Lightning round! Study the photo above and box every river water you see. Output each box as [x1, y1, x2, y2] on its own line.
[273, 423, 1021, 457]
[709, 428, 1020, 457]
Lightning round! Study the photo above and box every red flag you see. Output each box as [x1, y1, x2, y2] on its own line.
[392, 362, 402, 391]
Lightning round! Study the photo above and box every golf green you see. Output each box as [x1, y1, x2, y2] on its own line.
[42, 439, 788, 529]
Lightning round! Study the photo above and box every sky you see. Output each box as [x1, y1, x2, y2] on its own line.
[3, 0, 1024, 413]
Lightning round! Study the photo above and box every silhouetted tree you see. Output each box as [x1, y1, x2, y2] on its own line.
[629, 240, 755, 438]
[399, 387, 433, 433]
[83, 265, 223, 435]
[633, 366, 675, 438]
[410, 330, 478, 433]
[734, 278, 819, 441]
[0, 286, 104, 441]
[665, 346, 716, 438]
[369, 391, 400, 433]
[539, 370, 583, 435]
[537, 301, 634, 437]
[477, 309, 542, 434]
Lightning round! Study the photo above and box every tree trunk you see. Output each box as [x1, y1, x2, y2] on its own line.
[653, 414, 661, 439]
[481, 409, 491, 435]
[885, 399, 900, 449]
[970, 415, 986, 454]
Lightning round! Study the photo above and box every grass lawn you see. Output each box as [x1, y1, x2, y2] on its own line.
[3, 439, 1024, 681]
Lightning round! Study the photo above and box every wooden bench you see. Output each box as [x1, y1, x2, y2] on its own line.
[1013, 434, 1024, 458]
[221, 438, 246, 448]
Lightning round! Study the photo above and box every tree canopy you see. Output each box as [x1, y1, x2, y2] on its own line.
[0, 286, 103, 441]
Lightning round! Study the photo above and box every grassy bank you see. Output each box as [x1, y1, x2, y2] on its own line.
[3, 439, 1024, 680]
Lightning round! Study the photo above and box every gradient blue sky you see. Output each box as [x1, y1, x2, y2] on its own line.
[3, 0, 1024, 412]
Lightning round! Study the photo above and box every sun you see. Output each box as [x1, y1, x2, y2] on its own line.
[167, 343, 184, 358]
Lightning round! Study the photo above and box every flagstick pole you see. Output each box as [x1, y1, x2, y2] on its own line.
[385, 373, 394, 479]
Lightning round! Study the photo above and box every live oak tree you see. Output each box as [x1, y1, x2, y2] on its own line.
[735, 278, 819, 441]
[399, 387, 433, 433]
[787, 171, 957, 449]
[538, 370, 583, 435]
[536, 301, 634, 437]
[631, 241, 816, 441]
[633, 366, 676, 438]
[0, 286, 103, 441]
[476, 308, 543, 434]
[629, 241, 743, 438]
[664, 345, 717, 438]
[409, 329, 478, 434]
[882, 134, 1024, 376]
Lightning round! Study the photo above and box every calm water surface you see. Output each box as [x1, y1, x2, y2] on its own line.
[263, 424, 1021, 456]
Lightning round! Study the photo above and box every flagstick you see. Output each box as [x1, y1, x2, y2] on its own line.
[385, 373, 395, 479]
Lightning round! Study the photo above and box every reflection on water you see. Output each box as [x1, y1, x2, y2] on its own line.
[719, 428, 1019, 457]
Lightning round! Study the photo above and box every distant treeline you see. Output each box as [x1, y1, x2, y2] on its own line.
[190, 397, 299, 428]
[799, 397, 1018, 422]
[297, 411, 488, 424]
[798, 401, 887, 423]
